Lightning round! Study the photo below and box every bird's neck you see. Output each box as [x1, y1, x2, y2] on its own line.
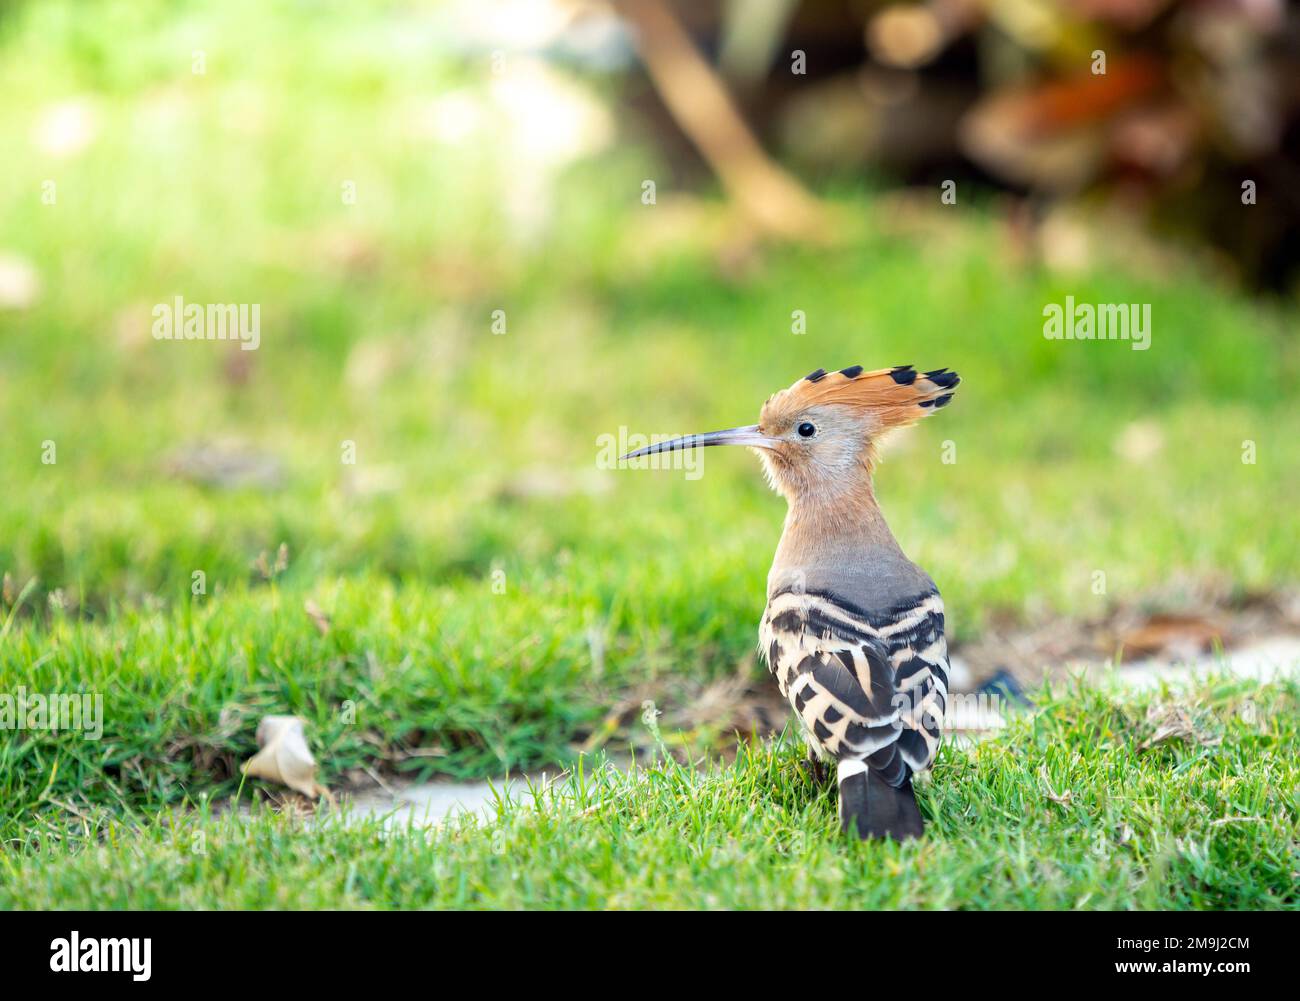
[771, 473, 904, 579]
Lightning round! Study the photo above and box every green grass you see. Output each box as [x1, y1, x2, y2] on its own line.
[4, 679, 1296, 909]
[0, 0, 1298, 906]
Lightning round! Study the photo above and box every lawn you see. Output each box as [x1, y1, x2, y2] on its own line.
[4, 679, 1296, 909]
[1, 0, 1298, 908]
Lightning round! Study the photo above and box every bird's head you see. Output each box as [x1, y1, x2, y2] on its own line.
[621, 364, 959, 505]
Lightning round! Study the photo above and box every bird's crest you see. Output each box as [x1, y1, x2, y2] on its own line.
[762, 364, 960, 434]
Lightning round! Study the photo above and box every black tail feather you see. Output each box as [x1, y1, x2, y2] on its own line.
[839, 768, 925, 841]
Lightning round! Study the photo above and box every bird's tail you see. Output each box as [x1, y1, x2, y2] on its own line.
[837, 760, 925, 841]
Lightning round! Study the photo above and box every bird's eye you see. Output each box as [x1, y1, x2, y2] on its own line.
[797, 422, 816, 438]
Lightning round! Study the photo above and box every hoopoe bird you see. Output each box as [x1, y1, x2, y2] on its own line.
[622, 364, 959, 840]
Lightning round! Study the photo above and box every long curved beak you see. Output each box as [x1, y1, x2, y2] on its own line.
[619, 424, 778, 461]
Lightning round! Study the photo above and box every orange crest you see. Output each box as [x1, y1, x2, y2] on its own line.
[761, 364, 959, 435]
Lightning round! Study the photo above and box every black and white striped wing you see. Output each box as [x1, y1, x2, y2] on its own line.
[759, 588, 948, 780]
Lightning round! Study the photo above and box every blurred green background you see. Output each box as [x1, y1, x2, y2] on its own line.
[0, 0, 1297, 801]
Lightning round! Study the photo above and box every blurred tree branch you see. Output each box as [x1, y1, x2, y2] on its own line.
[611, 0, 836, 243]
